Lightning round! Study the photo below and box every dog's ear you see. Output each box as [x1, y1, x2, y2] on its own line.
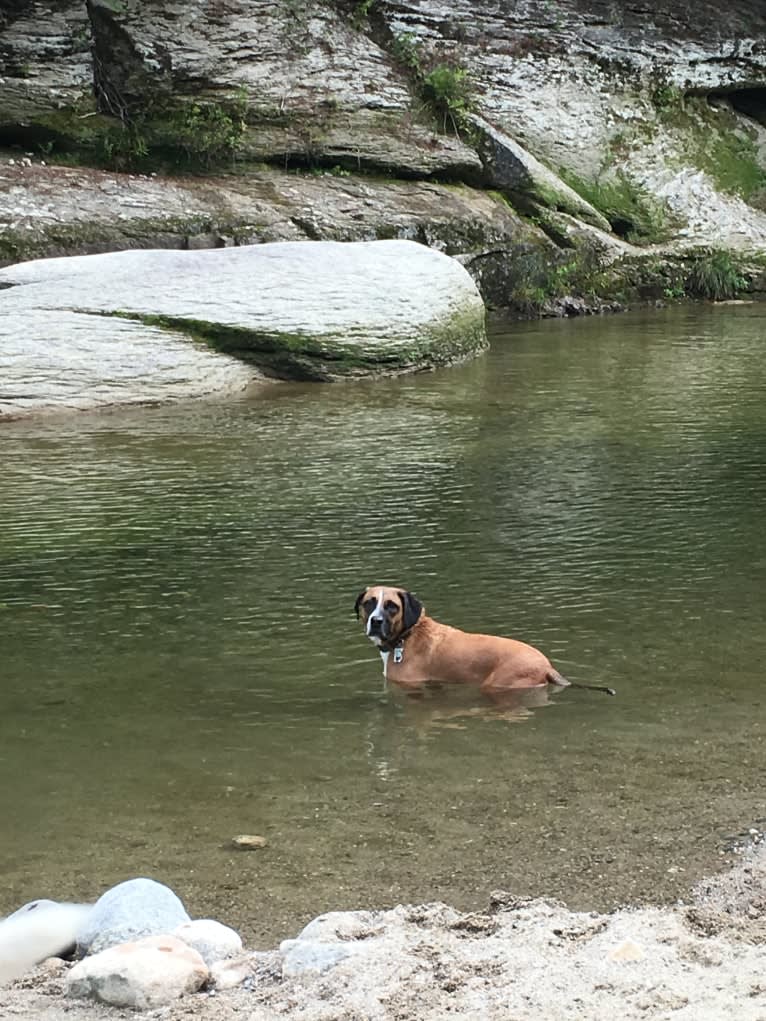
[354, 589, 367, 619]
[399, 590, 423, 631]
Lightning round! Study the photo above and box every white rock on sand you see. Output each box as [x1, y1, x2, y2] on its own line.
[173, 919, 243, 967]
[66, 934, 208, 1009]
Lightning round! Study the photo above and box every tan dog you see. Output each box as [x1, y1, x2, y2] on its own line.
[354, 585, 615, 697]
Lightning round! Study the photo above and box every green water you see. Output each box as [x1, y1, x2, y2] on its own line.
[1, 305, 765, 946]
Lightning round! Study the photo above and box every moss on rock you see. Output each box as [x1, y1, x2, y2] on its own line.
[100, 305, 488, 382]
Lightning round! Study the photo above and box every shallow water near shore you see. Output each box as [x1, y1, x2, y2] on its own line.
[1, 304, 765, 946]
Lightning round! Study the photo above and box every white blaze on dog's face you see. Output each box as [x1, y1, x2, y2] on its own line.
[354, 586, 423, 647]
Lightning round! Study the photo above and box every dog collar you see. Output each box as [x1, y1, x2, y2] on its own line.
[381, 617, 423, 659]
[380, 639, 405, 661]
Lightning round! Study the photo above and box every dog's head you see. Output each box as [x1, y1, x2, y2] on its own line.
[354, 586, 424, 647]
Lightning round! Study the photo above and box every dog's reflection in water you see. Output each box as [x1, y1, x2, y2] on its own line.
[394, 682, 556, 731]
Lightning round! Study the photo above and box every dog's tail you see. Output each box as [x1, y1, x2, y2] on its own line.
[548, 669, 616, 697]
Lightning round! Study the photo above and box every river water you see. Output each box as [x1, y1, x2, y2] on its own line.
[1, 304, 764, 946]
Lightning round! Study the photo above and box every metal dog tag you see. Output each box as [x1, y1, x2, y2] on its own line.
[393, 645, 404, 664]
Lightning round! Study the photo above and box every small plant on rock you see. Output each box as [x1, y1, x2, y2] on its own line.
[685, 249, 748, 301]
[651, 82, 684, 114]
[352, 0, 376, 26]
[170, 91, 249, 166]
[391, 33, 475, 136]
[423, 63, 474, 133]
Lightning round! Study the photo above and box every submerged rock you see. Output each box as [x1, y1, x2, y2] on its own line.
[76, 877, 190, 956]
[0, 239, 487, 418]
[231, 834, 269, 850]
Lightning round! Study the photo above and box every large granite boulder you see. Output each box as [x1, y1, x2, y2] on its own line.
[0, 238, 487, 418]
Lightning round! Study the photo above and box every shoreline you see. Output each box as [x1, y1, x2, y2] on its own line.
[4, 841, 765, 1020]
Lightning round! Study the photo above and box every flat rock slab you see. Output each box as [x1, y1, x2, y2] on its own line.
[0, 239, 486, 418]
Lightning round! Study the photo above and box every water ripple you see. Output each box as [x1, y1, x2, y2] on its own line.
[1, 305, 766, 928]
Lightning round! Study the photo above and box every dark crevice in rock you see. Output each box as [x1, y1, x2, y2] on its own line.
[714, 87, 766, 127]
[609, 217, 634, 240]
[0, 125, 66, 149]
[263, 152, 481, 185]
[0, 0, 27, 31]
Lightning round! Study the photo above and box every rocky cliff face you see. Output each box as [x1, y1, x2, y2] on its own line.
[2, 0, 766, 309]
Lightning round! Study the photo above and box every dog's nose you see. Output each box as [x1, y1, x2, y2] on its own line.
[368, 616, 383, 634]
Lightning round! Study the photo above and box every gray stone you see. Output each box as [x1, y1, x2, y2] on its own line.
[0, 900, 92, 985]
[76, 878, 191, 957]
[0, 159, 545, 309]
[280, 938, 355, 978]
[0, 307, 256, 419]
[295, 910, 379, 943]
[383, 1, 766, 250]
[66, 934, 208, 1009]
[276, 909, 381, 979]
[84, 0, 480, 177]
[2, 0, 764, 329]
[472, 116, 612, 234]
[0, 1, 93, 129]
[209, 956, 255, 990]
[173, 919, 243, 967]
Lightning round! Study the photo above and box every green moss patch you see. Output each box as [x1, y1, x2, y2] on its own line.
[501, 243, 755, 316]
[559, 169, 676, 244]
[21, 90, 250, 173]
[595, 248, 752, 306]
[648, 91, 766, 208]
[96, 308, 487, 381]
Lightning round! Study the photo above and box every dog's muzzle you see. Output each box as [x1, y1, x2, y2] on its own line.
[367, 615, 387, 640]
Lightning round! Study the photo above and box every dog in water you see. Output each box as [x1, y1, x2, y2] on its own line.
[354, 585, 615, 698]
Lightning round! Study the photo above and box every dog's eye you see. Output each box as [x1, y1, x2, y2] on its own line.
[362, 598, 376, 612]
[384, 601, 399, 614]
